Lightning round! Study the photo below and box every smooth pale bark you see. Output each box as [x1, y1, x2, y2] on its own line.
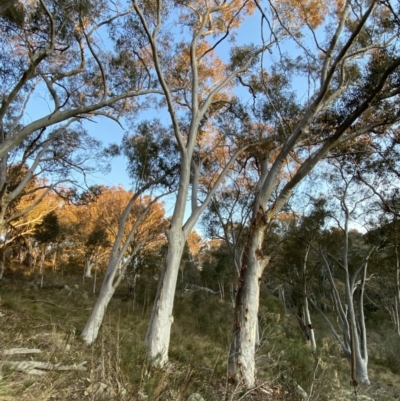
[82, 191, 159, 344]
[315, 199, 371, 385]
[227, 0, 399, 387]
[82, 248, 131, 344]
[84, 256, 93, 278]
[228, 210, 270, 387]
[395, 297, 400, 337]
[134, 0, 272, 365]
[52, 250, 57, 272]
[81, 270, 116, 344]
[303, 247, 317, 352]
[145, 226, 185, 365]
[343, 204, 370, 385]
[303, 297, 316, 352]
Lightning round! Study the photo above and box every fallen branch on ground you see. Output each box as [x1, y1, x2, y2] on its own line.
[1, 360, 87, 375]
[0, 348, 42, 356]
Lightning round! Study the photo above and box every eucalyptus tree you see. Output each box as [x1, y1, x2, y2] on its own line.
[200, 150, 257, 280]
[0, 0, 163, 159]
[0, 125, 106, 235]
[83, 226, 110, 278]
[81, 123, 175, 345]
[34, 210, 61, 285]
[128, 0, 280, 365]
[308, 163, 379, 385]
[274, 199, 330, 353]
[353, 128, 400, 337]
[81, 192, 168, 345]
[378, 219, 400, 337]
[228, 0, 400, 387]
[362, 217, 400, 337]
[0, 0, 164, 234]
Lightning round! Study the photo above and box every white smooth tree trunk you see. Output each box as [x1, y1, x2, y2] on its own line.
[81, 247, 125, 343]
[316, 201, 372, 385]
[84, 256, 93, 278]
[145, 226, 185, 365]
[395, 296, 400, 337]
[82, 190, 159, 344]
[303, 297, 317, 352]
[81, 276, 116, 344]
[228, 214, 269, 387]
[52, 250, 57, 272]
[303, 248, 317, 352]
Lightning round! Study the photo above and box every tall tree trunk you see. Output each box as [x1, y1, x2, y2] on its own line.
[304, 296, 317, 352]
[81, 277, 116, 344]
[81, 251, 121, 343]
[303, 247, 316, 352]
[228, 211, 269, 387]
[145, 226, 185, 365]
[82, 189, 159, 344]
[52, 250, 57, 272]
[84, 255, 93, 278]
[346, 308, 369, 385]
[40, 246, 46, 287]
[39, 247, 46, 274]
[395, 296, 400, 337]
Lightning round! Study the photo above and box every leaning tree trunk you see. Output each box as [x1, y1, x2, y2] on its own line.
[303, 295, 317, 352]
[81, 251, 121, 344]
[228, 209, 270, 388]
[145, 226, 185, 365]
[303, 247, 317, 352]
[81, 278, 116, 344]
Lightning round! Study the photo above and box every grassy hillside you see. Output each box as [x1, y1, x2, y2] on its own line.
[0, 264, 399, 401]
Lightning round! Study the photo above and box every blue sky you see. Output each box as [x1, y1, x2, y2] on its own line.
[22, 6, 312, 221]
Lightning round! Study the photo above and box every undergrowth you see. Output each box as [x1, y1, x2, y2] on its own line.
[0, 264, 399, 400]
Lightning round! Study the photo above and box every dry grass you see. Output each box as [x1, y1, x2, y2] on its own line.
[0, 264, 399, 401]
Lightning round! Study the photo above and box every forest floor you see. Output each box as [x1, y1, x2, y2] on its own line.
[0, 264, 400, 401]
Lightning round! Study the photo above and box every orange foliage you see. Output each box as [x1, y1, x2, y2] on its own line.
[187, 230, 204, 257]
[56, 186, 167, 259]
[271, 0, 345, 30]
